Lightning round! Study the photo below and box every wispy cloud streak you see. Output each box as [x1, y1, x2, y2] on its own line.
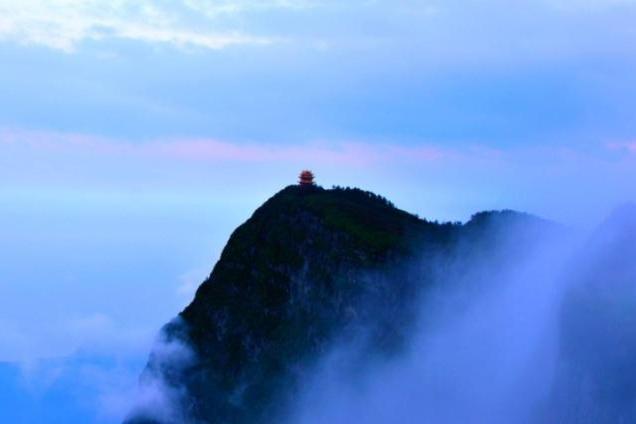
[0, 128, 453, 166]
[0, 0, 284, 52]
[607, 141, 636, 154]
[2, 127, 635, 226]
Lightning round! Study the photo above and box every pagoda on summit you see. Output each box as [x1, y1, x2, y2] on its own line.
[298, 170, 315, 186]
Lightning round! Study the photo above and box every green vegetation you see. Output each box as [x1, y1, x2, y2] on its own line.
[128, 184, 547, 424]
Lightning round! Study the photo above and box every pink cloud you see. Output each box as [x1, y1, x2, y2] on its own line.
[606, 141, 636, 154]
[0, 128, 457, 166]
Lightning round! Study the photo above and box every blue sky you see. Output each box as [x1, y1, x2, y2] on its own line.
[1, 1, 636, 422]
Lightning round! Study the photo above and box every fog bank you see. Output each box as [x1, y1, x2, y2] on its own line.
[289, 209, 633, 423]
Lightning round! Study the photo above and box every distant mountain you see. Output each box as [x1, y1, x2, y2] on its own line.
[547, 203, 636, 423]
[124, 185, 563, 424]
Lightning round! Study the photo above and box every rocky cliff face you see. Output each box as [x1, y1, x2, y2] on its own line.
[125, 185, 555, 424]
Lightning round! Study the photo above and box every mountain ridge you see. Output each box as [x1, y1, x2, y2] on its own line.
[125, 185, 553, 424]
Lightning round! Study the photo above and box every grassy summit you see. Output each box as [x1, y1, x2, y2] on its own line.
[254, 185, 431, 255]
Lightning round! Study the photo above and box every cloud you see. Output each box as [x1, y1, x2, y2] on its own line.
[3, 349, 146, 422]
[607, 141, 636, 154]
[289, 221, 577, 424]
[3, 0, 635, 58]
[0, 127, 454, 166]
[0, 311, 154, 363]
[0, 313, 173, 422]
[126, 318, 196, 423]
[0, 0, 282, 52]
[1, 126, 635, 227]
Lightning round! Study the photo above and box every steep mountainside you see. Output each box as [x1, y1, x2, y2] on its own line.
[125, 185, 553, 424]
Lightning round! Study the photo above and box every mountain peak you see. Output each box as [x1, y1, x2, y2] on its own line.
[127, 185, 456, 424]
[125, 186, 555, 424]
[249, 185, 429, 257]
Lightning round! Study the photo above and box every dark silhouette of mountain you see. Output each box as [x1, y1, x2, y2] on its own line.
[124, 185, 557, 424]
